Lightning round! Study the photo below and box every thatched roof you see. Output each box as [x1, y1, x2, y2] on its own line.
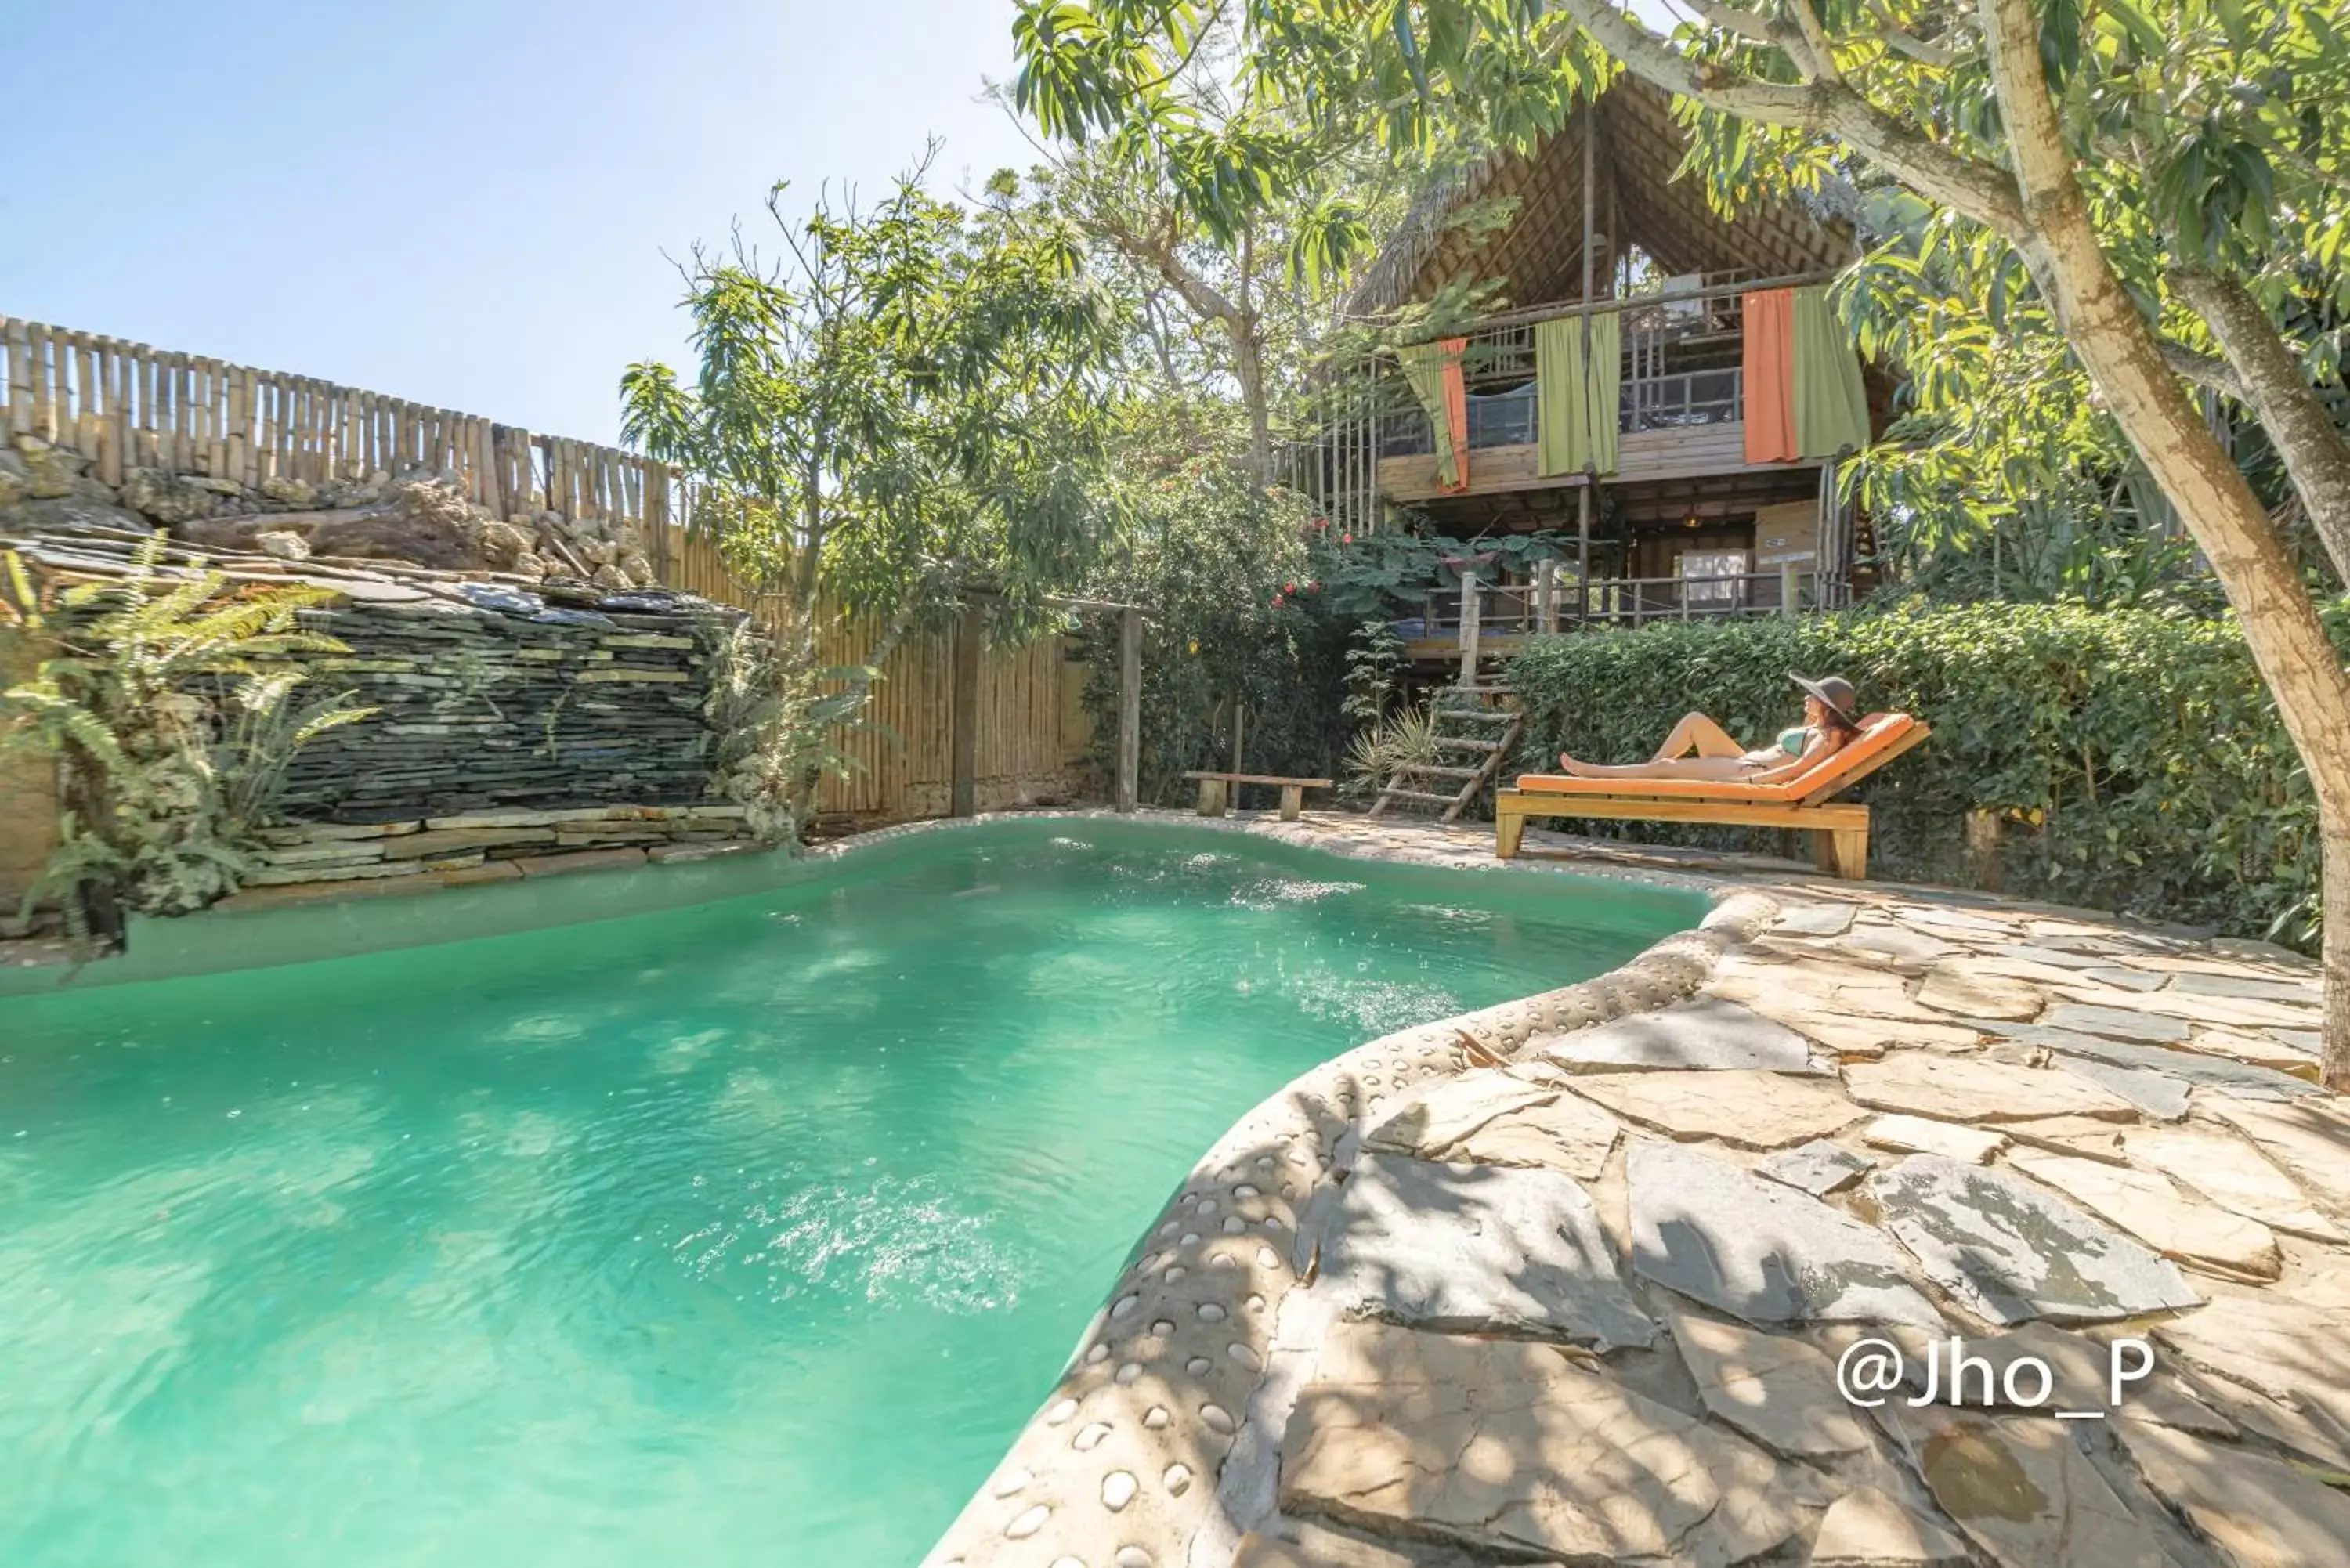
[1347, 81, 1853, 319]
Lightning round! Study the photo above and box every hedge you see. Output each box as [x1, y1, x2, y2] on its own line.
[1506, 601, 2341, 945]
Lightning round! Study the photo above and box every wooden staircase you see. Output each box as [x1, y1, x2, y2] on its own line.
[1368, 681, 1526, 824]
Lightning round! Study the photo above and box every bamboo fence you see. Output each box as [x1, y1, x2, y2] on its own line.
[0, 313, 1088, 828]
[1, 316, 674, 571]
[665, 529, 1094, 819]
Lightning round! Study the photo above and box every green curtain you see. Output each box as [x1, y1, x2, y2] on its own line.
[1397, 342, 1462, 487]
[1582, 309, 1621, 476]
[1536, 313, 1620, 476]
[1792, 285, 1870, 460]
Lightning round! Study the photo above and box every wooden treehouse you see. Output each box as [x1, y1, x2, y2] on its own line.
[1312, 81, 1889, 677]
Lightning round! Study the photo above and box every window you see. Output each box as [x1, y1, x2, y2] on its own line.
[1678, 551, 1748, 605]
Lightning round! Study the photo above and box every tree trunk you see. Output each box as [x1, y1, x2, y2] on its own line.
[2172, 269, 2350, 587]
[1228, 310, 1275, 486]
[2331, 826, 2350, 1087]
[1983, 0, 2350, 1089]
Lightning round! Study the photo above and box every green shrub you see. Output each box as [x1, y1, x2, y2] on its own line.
[1506, 601, 2342, 945]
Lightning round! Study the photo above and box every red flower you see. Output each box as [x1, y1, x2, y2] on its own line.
[1307, 581, 1320, 592]
[1340, 533, 1354, 545]
[1283, 582, 1296, 594]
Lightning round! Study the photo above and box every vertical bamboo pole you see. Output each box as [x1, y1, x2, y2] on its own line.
[76, 337, 101, 465]
[3, 318, 31, 438]
[224, 366, 248, 487]
[26, 323, 53, 443]
[96, 339, 122, 486]
[203, 360, 226, 476]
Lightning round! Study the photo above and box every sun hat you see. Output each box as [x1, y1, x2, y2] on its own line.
[1788, 672, 1857, 725]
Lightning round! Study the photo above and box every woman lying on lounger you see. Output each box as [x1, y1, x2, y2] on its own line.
[1555, 673, 1863, 781]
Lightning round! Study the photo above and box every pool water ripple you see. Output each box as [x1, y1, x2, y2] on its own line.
[0, 821, 1698, 1566]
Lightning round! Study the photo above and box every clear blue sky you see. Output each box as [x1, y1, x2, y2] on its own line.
[0, 0, 1039, 446]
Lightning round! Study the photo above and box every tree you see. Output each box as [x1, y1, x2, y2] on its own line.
[1014, 0, 2350, 1090]
[1007, 10, 1429, 482]
[620, 152, 1127, 837]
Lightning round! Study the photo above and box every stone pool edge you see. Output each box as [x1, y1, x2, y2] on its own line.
[916, 829, 1781, 1568]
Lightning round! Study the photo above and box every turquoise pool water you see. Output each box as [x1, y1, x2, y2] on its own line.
[0, 821, 1700, 1566]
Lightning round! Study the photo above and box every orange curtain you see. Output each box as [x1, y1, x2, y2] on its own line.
[1438, 337, 1470, 491]
[1742, 290, 1798, 464]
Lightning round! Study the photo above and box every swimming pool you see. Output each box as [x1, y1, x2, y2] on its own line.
[0, 819, 1701, 1566]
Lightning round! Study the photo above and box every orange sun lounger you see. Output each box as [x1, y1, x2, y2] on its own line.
[1494, 713, 1931, 880]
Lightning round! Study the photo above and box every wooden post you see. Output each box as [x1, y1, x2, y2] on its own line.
[1781, 562, 1799, 616]
[1116, 607, 1141, 813]
[949, 602, 984, 818]
[1580, 102, 1597, 308]
[1458, 571, 1480, 685]
[1231, 701, 1246, 776]
[1576, 486, 1592, 625]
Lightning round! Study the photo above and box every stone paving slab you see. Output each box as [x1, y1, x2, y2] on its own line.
[2051, 1053, 2194, 1121]
[2118, 1420, 2350, 1568]
[1564, 1068, 1860, 1150]
[2042, 1001, 2194, 1044]
[2004, 1147, 2281, 1281]
[2122, 1123, 2347, 1243]
[1629, 1141, 1943, 1327]
[1844, 1051, 2142, 1124]
[1359, 1069, 1619, 1179]
[1869, 1154, 2203, 1324]
[1534, 995, 1828, 1075]
[2201, 1097, 2350, 1212]
[1661, 1303, 1871, 1457]
[1278, 1320, 1823, 1565]
[1880, 1406, 2179, 1568]
[1758, 1138, 1875, 1196]
[1315, 1154, 1654, 1349]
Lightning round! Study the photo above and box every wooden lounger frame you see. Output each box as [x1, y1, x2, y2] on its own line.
[1493, 715, 1932, 880]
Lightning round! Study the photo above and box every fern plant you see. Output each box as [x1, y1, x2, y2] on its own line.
[0, 538, 377, 931]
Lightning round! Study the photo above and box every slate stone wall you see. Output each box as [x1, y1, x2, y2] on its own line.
[278, 583, 736, 823]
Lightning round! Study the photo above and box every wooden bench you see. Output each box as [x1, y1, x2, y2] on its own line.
[1183, 771, 1334, 822]
[1494, 714, 1931, 880]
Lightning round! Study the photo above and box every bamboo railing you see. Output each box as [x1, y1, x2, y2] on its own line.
[0, 316, 673, 569]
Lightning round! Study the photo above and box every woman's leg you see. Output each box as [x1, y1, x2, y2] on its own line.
[1554, 754, 1764, 781]
[1657, 713, 1744, 760]
[1559, 712, 1743, 772]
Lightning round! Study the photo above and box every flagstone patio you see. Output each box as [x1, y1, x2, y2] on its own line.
[926, 812, 2350, 1568]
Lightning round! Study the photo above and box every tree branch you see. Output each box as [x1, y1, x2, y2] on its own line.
[1551, 0, 2025, 230]
[1786, 0, 1844, 83]
[2172, 268, 2350, 584]
[2159, 340, 2243, 399]
[1677, 0, 1779, 45]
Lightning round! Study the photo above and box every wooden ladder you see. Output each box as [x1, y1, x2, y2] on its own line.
[1368, 681, 1526, 824]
